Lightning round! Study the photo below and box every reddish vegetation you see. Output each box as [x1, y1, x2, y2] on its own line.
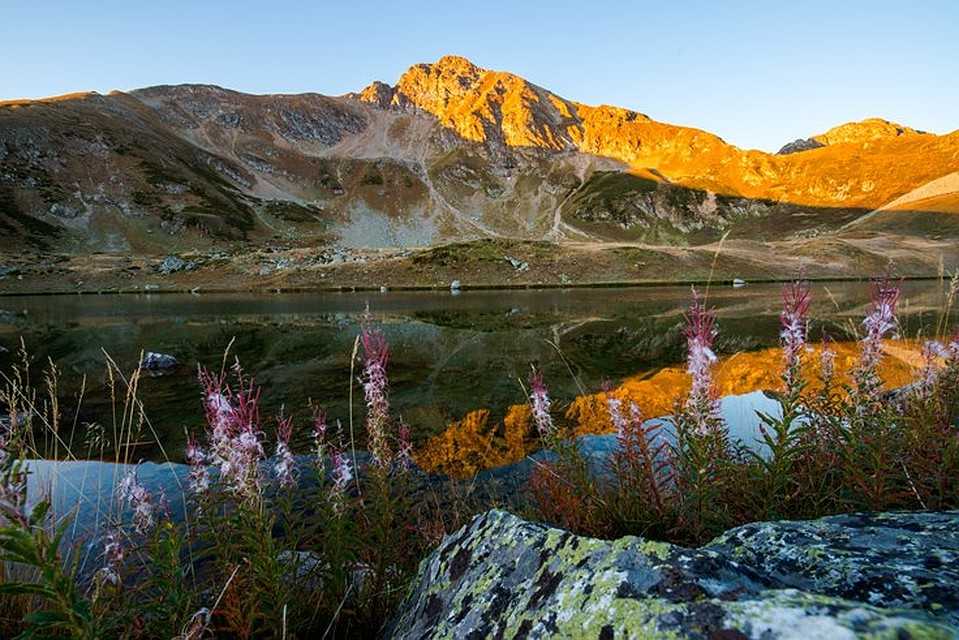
[529, 279, 959, 543]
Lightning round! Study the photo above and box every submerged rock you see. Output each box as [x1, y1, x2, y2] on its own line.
[141, 351, 178, 372]
[389, 510, 959, 639]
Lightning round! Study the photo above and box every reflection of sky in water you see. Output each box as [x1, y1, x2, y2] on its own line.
[0, 281, 952, 462]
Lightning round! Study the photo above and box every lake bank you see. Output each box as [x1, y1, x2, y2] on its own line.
[2, 234, 957, 296]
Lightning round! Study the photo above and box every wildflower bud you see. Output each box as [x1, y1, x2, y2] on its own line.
[780, 280, 811, 394]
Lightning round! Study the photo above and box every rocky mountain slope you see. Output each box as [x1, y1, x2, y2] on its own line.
[1, 55, 958, 254]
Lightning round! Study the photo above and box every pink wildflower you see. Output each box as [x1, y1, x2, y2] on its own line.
[329, 445, 353, 514]
[780, 280, 811, 393]
[683, 289, 721, 435]
[95, 530, 124, 587]
[117, 469, 156, 534]
[184, 436, 210, 494]
[615, 402, 646, 451]
[197, 366, 265, 496]
[396, 419, 413, 471]
[919, 340, 947, 394]
[361, 328, 392, 467]
[853, 277, 901, 407]
[529, 370, 555, 439]
[607, 395, 627, 438]
[273, 415, 297, 489]
[819, 336, 836, 386]
[945, 334, 959, 371]
[313, 408, 328, 474]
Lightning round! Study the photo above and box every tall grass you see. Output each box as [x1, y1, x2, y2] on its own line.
[529, 276, 959, 545]
[0, 276, 957, 637]
[0, 328, 479, 638]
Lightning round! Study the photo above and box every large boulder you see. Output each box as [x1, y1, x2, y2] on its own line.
[388, 510, 959, 639]
[706, 511, 959, 621]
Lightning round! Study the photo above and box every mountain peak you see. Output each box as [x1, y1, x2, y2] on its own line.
[815, 117, 926, 146]
[355, 80, 395, 108]
[431, 54, 483, 74]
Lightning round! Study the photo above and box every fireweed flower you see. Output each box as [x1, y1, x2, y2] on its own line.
[529, 370, 555, 439]
[361, 328, 392, 467]
[396, 420, 414, 471]
[313, 408, 329, 475]
[117, 470, 156, 534]
[329, 445, 353, 514]
[853, 278, 901, 408]
[919, 340, 947, 394]
[95, 530, 124, 587]
[273, 415, 297, 489]
[184, 436, 210, 495]
[198, 367, 265, 496]
[780, 280, 811, 394]
[615, 401, 646, 450]
[819, 336, 836, 386]
[228, 429, 266, 495]
[683, 289, 721, 435]
[607, 395, 627, 438]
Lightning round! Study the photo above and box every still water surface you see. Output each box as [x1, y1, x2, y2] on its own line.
[0, 281, 951, 460]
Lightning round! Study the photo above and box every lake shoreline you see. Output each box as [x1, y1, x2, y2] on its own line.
[0, 274, 948, 298]
[3, 235, 957, 297]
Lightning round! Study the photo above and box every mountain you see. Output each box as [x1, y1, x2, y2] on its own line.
[1, 55, 958, 254]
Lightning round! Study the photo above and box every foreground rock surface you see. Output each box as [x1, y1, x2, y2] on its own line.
[389, 510, 959, 639]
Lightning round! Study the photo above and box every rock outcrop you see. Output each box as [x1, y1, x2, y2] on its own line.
[777, 138, 825, 155]
[389, 509, 959, 639]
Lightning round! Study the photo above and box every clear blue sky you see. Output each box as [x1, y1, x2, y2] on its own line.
[2, 0, 956, 151]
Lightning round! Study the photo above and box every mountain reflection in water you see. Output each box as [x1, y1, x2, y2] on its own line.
[0, 282, 949, 470]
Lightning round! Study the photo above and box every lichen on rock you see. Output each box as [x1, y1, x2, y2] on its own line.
[388, 510, 959, 639]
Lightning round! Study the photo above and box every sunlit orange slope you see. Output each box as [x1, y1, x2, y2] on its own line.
[362, 55, 959, 210]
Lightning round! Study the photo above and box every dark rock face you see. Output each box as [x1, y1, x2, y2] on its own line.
[389, 510, 959, 639]
[777, 138, 826, 154]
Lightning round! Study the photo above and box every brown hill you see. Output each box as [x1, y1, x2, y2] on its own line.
[1, 55, 958, 254]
